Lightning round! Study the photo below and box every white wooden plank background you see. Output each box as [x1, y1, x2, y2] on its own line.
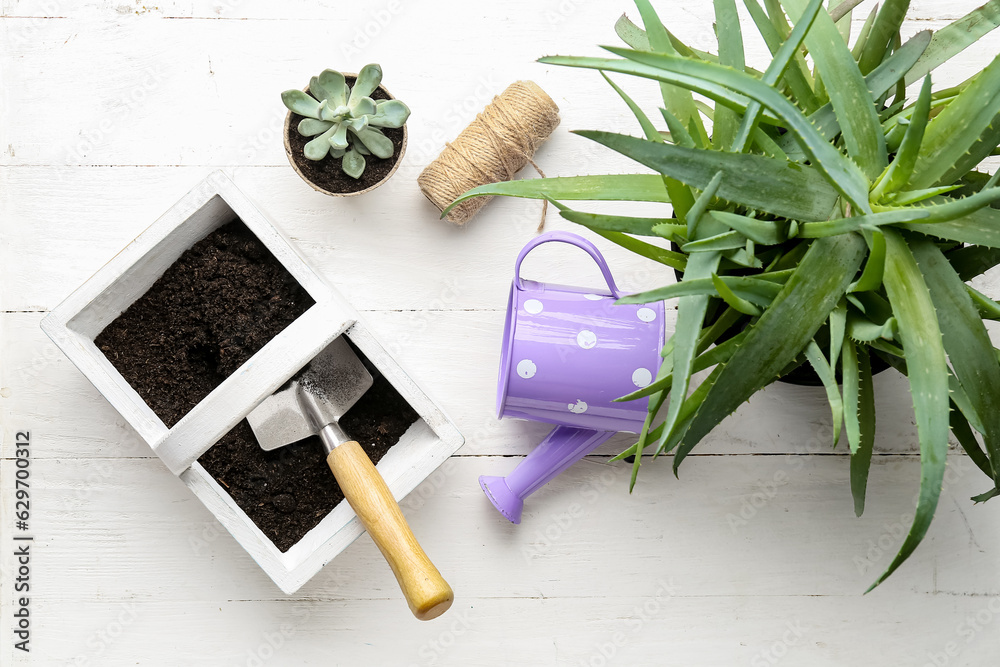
[2, 1, 1000, 665]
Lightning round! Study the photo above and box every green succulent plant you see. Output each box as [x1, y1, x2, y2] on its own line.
[281, 64, 410, 179]
[448, 0, 1000, 589]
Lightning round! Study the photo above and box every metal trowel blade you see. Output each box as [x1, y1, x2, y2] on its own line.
[247, 336, 373, 451]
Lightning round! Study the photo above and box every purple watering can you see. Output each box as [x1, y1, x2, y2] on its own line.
[480, 231, 665, 523]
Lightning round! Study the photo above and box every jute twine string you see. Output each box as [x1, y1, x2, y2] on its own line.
[418, 80, 560, 227]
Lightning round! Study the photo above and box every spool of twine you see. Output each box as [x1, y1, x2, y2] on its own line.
[418, 80, 560, 226]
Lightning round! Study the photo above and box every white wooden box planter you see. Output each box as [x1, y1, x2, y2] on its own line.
[40, 171, 464, 593]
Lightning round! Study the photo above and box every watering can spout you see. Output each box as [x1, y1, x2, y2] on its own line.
[480, 426, 614, 523]
[479, 475, 523, 523]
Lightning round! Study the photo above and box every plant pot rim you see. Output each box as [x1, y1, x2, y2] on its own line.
[282, 74, 407, 197]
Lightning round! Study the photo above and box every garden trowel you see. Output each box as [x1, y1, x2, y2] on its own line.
[246, 336, 453, 621]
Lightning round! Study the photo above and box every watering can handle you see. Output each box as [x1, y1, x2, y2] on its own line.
[514, 231, 622, 298]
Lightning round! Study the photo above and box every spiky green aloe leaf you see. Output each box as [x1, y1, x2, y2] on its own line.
[590, 49, 872, 212]
[876, 186, 1000, 223]
[843, 340, 876, 516]
[847, 311, 898, 343]
[594, 229, 686, 271]
[804, 340, 844, 446]
[973, 487, 1000, 503]
[733, 0, 824, 153]
[901, 205, 1000, 248]
[551, 209, 672, 237]
[946, 245, 1000, 281]
[626, 352, 675, 488]
[850, 3, 880, 61]
[742, 0, 821, 111]
[671, 233, 867, 473]
[857, 0, 912, 75]
[616, 13, 757, 70]
[797, 209, 930, 237]
[600, 72, 696, 225]
[618, 329, 749, 402]
[574, 130, 839, 221]
[612, 360, 729, 463]
[780, 0, 888, 179]
[658, 250, 722, 460]
[713, 273, 762, 315]
[833, 0, 853, 45]
[712, 0, 746, 150]
[762, 0, 823, 105]
[602, 72, 661, 142]
[444, 174, 672, 215]
[890, 185, 963, 206]
[951, 407, 995, 480]
[868, 229, 950, 592]
[634, 0, 710, 147]
[849, 231, 887, 293]
[905, 0, 1000, 86]
[967, 285, 1000, 320]
[830, 0, 865, 22]
[779, 30, 932, 158]
[872, 76, 933, 201]
[830, 299, 847, 368]
[683, 231, 748, 252]
[686, 171, 724, 239]
[907, 54, 1000, 189]
[710, 211, 789, 245]
[911, 237, 1000, 483]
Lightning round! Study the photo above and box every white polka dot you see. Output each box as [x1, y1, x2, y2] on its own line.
[516, 359, 537, 379]
[637, 307, 657, 322]
[632, 368, 653, 388]
[583, 293, 603, 301]
[568, 399, 588, 414]
[577, 330, 597, 349]
[524, 299, 544, 315]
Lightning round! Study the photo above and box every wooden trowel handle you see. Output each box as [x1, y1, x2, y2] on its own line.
[326, 441, 454, 621]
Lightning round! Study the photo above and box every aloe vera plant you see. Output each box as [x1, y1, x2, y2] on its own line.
[447, 0, 1000, 589]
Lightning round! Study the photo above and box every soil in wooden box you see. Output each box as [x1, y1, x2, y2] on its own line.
[96, 220, 418, 550]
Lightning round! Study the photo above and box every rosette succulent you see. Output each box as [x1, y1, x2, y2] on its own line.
[281, 64, 410, 179]
[448, 0, 1000, 589]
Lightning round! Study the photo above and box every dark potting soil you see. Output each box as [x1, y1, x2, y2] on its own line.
[96, 220, 316, 426]
[96, 220, 419, 551]
[287, 78, 405, 194]
[197, 368, 419, 552]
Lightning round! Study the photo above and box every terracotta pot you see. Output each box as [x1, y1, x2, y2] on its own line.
[282, 75, 407, 197]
